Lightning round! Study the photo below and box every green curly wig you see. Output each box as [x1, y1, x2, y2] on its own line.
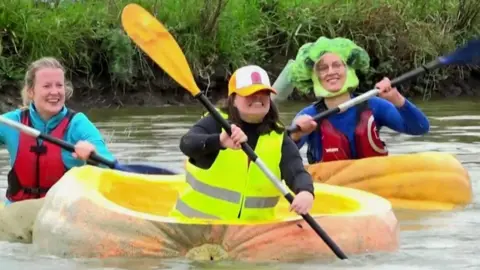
[288, 36, 370, 98]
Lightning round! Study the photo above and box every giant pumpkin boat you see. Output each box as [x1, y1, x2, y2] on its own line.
[31, 165, 399, 262]
[305, 152, 472, 211]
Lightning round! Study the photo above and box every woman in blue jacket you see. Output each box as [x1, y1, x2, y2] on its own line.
[1, 57, 115, 204]
[288, 37, 430, 164]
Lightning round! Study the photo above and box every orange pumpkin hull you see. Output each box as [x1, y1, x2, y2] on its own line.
[306, 152, 472, 211]
[32, 165, 399, 262]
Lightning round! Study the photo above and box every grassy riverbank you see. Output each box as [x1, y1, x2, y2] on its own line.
[1, 0, 479, 111]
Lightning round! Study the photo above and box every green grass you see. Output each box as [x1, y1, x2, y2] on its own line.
[0, 0, 479, 100]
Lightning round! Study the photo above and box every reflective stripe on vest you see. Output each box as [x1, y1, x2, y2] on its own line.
[175, 199, 219, 219]
[174, 111, 284, 220]
[185, 171, 280, 207]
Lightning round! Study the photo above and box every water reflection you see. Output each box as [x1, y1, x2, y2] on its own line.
[0, 98, 479, 269]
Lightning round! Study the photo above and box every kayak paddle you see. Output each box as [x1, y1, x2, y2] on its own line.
[120, 3, 348, 260]
[287, 38, 480, 133]
[0, 115, 176, 175]
[271, 59, 295, 102]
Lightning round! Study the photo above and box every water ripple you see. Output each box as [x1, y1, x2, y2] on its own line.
[0, 101, 479, 269]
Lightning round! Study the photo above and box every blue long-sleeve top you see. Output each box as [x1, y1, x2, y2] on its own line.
[292, 96, 430, 163]
[0, 103, 115, 169]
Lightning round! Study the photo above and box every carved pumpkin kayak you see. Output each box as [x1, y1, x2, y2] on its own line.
[32, 165, 399, 262]
[305, 152, 472, 210]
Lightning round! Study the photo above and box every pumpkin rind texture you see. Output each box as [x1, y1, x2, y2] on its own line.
[306, 152, 472, 210]
[30, 165, 399, 262]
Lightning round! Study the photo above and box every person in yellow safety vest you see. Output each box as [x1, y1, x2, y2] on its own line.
[173, 65, 315, 221]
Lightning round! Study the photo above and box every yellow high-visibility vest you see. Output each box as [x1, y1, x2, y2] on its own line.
[173, 111, 284, 221]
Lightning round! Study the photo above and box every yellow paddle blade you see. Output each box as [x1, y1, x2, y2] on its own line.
[121, 3, 201, 96]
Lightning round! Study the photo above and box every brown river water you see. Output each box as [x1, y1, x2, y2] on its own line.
[0, 98, 479, 269]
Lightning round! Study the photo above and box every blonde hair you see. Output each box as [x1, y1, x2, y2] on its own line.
[20, 57, 74, 108]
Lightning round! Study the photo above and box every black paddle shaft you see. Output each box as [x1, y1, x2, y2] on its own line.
[286, 58, 443, 134]
[195, 93, 259, 161]
[284, 192, 348, 259]
[37, 133, 116, 168]
[195, 93, 348, 260]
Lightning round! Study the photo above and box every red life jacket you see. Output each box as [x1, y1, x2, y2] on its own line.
[6, 109, 76, 202]
[314, 100, 388, 162]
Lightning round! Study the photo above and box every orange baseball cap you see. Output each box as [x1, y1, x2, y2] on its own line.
[228, 65, 278, 96]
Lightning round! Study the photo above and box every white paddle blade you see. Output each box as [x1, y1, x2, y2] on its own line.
[271, 59, 295, 102]
[0, 116, 41, 138]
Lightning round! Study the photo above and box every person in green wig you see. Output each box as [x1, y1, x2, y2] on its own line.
[288, 37, 430, 164]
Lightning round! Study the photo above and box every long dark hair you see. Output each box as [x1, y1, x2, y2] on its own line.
[216, 93, 285, 135]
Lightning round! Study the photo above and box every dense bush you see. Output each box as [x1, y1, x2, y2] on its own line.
[0, 0, 479, 101]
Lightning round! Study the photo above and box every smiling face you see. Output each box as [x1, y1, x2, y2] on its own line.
[315, 52, 347, 93]
[233, 90, 271, 123]
[28, 67, 66, 120]
[21, 57, 73, 121]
